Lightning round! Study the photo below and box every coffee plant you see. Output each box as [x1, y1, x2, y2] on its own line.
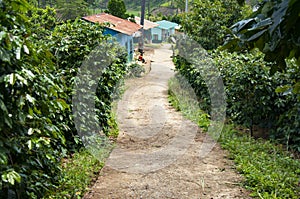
[1, 1, 128, 198]
[180, 0, 251, 50]
[173, 41, 299, 151]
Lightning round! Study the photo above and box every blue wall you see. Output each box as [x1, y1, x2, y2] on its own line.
[151, 21, 177, 43]
[151, 28, 162, 42]
[103, 28, 134, 62]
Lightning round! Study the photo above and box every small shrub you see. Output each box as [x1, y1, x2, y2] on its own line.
[126, 62, 145, 78]
[45, 149, 104, 199]
[220, 125, 300, 199]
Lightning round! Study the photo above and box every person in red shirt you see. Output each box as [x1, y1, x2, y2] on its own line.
[138, 52, 146, 63]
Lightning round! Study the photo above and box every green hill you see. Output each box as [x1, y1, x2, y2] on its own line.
[124, 0, 170, 10]
[94, 0, 174, 17]
[97, 0, 171, 11]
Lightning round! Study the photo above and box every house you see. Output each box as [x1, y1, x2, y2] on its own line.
[134, 16, 159, 44]
[82, 13, 141, 62]
[151, 20, 178, 43]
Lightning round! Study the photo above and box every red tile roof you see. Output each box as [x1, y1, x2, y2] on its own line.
[82, 13, 142, 35]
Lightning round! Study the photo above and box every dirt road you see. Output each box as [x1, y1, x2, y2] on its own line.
[84, 44, 250, 199]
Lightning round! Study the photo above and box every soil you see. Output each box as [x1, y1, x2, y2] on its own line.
[83, 44, 251, 199]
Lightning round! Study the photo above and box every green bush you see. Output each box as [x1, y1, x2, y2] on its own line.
[1, 1, 67, 197]
[173, 38, 299, 150]
[181, 0, 251, 50]
[1, 1, 128, 198]
[49, 19, 127, 137]
[126, 63, 145, 78]
[212, 50, 299, 150]
[168, 70, 300, 198]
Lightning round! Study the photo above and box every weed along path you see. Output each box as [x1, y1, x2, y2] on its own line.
[84, 44, 250, 199]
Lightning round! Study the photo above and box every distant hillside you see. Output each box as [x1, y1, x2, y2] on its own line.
[124, 0, 170, 10]
[96, 0, 175, 17]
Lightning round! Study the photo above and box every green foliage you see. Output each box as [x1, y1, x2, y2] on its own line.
[213, 51, 279, 129]
[124, 0, 169, 10]
[29, 6, 57, 33]
[106, 0, 127, 19]
[45, 149, 104, 199]
[126, 63, 145, 78]
[220, 125, 300, 198]
[221, 0, 300, 150]
[224, 0, 300, 71]
[212, 50, 299, 150]
[223, 0, 300, 127]
[1, 1, 128, 198]
[173, 0, 185, 10]
[168, 69, 300, 198]
[56, 0, 90, 21]
[49, 19, 105, 69]
[168, 74, 210, 132]
[1, 1, 67, 198]
[173, 37, 300, 150]
[46, 19, 127, 137]
[181, 0, 251, 50]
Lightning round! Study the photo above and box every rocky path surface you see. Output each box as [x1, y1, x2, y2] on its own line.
[84, 44, 250, 199]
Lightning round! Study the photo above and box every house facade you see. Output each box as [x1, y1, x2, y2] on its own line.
[82, 13, 141, 62]
[134, 17, 159, 44]
[151, 20, 178, 43]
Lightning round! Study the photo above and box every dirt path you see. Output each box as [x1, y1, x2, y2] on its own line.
[84, 44, 250, 199]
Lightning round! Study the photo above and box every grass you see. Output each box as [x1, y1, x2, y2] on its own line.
[89, 8, 104, 14]
[144, 43, 163, 49]
[168, 75, 300, 199]
[220, 126, 300, 198]
[45, 149, 104, 199]
[168, 75, 210, 131]
[88, 7, 140, 16]
[127, 9, 140, 16]
[160, 1, 172, 7]
[45, 110, 119, 198]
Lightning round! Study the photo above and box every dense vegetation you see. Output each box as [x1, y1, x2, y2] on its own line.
[2, 0, 299, 198]
[34, 0, 170, 14]
[173, 0, 300, 196]
[0, 0, 128, 198]
[32, 0, 181, 23]
[174, 46, 299, 150]
[225, 0, 300, 72]
[124, 0, 169, 10]
[174, 0, 300, 151]
[220, 126, 300, 198]
[169, 77, 300, 198]
[180, 0, 251, 50]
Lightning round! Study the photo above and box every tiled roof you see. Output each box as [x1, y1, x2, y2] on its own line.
[82, 13, 141, 35]
[134, 16, 159, 30]
[155, 20, 178, 30]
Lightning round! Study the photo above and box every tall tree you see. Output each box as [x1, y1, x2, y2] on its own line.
[174, 0, 185, 11]
[56, 0, 89, 20]
[106, 0, 127, 18]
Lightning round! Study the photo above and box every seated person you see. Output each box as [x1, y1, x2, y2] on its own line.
[138, 53, 146, 63]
